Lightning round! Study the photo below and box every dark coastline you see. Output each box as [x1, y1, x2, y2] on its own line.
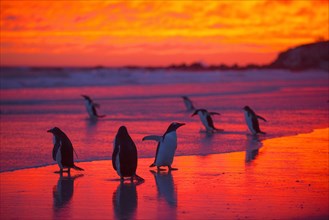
[1, 41, 328, 72]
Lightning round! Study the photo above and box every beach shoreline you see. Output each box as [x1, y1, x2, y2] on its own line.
[1, 123, 327, 174]
[1, 128, 328, 219]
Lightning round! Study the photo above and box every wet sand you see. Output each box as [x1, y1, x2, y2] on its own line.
[1, 128, 328, 220]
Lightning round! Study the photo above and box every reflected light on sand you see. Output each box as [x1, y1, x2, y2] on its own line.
[112, 181, 142, 220]
[151, 170, 177, 207]
[0, 128, 328, 219]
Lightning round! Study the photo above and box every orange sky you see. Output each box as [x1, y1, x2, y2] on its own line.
[0, 0, 328, 67]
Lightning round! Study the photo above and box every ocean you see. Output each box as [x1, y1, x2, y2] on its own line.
[0, 67, 328, 172]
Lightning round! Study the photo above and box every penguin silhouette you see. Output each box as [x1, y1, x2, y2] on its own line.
[143, 122, 185, 171]
[112, 126, 144, 182]
[191, 108, 223, 133]
[47, 127, 84, 173]
[243, 106, 267, 135]
[81, 95, 105, 119]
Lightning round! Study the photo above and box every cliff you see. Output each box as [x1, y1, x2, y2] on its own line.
[269, 41, 329, 71]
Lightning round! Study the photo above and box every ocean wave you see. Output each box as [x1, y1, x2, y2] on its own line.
[1, 67, 327, 89]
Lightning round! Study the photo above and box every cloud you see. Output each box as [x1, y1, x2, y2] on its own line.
[0, 0, 328, 66]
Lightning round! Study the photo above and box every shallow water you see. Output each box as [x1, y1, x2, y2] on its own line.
[0, 68, 328, 172]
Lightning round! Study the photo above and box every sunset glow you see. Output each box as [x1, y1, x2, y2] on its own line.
[1, 0, 328, 67]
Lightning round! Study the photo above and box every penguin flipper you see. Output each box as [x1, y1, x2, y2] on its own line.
[257, 115, 267, 122]
[52, 140, 61, 161]
[142, 135, 162, 142]
[149, 163, 156, 167]
[112, 138, 119, 171]
[206, 115, 216, 130]
[91, 105, 105, 118]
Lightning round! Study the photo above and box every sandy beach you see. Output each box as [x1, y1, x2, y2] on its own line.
[1, 128, 328, 220]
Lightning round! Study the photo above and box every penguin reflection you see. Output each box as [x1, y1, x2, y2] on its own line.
[245, 135, 262, 162]
[53, 173, 84, 209]
[150, 170, 177, 207]
[112, 181, 143, 220]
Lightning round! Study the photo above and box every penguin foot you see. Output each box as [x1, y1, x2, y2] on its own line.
[247, 133, 257, 137]
[205, 129, 217, 135]
[168, 166, 178, 171]
[134, 175, 145, 183]
[54, 168, 71, 174]
[156, 167, 167, 171]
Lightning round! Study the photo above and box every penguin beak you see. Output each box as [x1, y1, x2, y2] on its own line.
[177, 123, 185, 128]
[191, 112, 197, 117]
[47, 129, 52, 133]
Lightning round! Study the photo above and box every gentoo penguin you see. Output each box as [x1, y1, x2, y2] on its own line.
[112, 126, 144, 182]
[191, 108, 223, 133]
[81, 95, 105, 119]
[47, 127, 84, 173]
[142, 122, 185, 171]
[182, 96, 195, 111]
[243, 106, 267, 135]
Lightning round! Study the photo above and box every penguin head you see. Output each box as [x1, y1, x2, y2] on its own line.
[118, 126, 128, 134]
[166, 122, 185, 133]
[243, 106, 251, 111]
[81, 95, 92, 102]
[47, 127, 62, 134]
[117, 126, 130, 138]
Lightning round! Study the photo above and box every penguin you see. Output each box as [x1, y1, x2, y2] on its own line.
[191, 108, 223, 133]
[243, 106, 267, 135]
[47, 127, 84, 173]
[142, 122, 185, 171]
[182, 96, 195, 111]
[112, 126, 144, 182]
[81, 95, 105, 119]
